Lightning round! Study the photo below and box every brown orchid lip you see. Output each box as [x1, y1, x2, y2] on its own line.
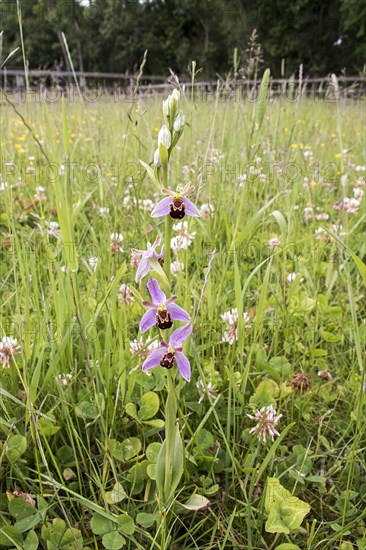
[170, 197, 186, 219]
[156, 308, 173, 330]
[160, 351, 176, 369]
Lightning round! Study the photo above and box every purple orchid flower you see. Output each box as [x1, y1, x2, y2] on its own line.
[151, 184, 200, 220]
[142, 324, 192, 382]
[140, 278, 190, 332]
[132, 236, 165, 283]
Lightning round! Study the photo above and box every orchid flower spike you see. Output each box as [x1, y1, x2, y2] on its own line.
[142, 324, 192, 381]
[140, 278, 190, 332]
[151, 183, 200, 220]
[132, 236, 165, 283]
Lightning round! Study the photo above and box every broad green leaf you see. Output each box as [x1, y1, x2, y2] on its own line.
[323, 227, 366, 286]
[126, 460, 149, 484]
[136, 513, 158, 528]
[0, 525, 23, 547]
[8, 498, 36, 520]
[147, 463, 157, 480]
[159, 143, 169, 185]
[120, 438, 141, 460]
[250, 379, 279, 407]
[38, 414, 61, 437]
[109, 438, 141, 462]
[102, 531, 126, 550]
[59, 527, 83, 548]
[255, 68, 270, 132]
[5, 435, 27, 464]
[195, 429, 215, 451]
[146, 442, 162, 463]
[117, 514, 135, 535]
[178, 494, 210, 511]
[110, 482, 127, 503]
[15, 513, 42, 533]
[109, 440, 124, 461]
[142, 419, 165, 428]
[125, 403, 138, 420]
[265, 477, 310, 534]
[74, 401, 99, 420]
[275, 544, 301, 550]
[139, 160, 161, 191]
[321, 330, 341, 343]
[23, 530, 39, 550]
[90, 513, 115, 535]
[138, 391, 160, 421]
[156, 425, 184, 504]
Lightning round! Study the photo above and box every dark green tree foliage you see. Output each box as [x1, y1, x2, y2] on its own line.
[0, 0, 365, 77]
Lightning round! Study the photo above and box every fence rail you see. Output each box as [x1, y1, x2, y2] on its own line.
[1, 69, 365, 99]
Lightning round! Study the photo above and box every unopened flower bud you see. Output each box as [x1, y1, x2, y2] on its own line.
[158, 125, 171, 149]
[173, 111, 185, 133]
[168, 89, 180, 112]
[163, 98, 169, 119]
[154, 148, 161, 168]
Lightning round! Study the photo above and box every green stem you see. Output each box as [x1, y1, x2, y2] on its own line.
[163, 370, 177, 502]
[164, 216, 172, 284]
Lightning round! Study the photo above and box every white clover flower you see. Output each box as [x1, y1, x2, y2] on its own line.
[199, 203, 214, 219]
[287, 272, 304, 282]
[268, 236, 281, 250]
[237, 174, 247, 187]
[118, 284, 134, 304]
[221, 308, 251, 344]
[170, 260, 184, 276]
[196, 380, 218, 403]
[247, 405, 282, 442]
[315, 227, 330, 241]
[129, 337, 159, 359]
[0, 336, 20, 368]
[171, 235, 191, 254]
[34, 186, 47, 201]
[333, 197, 360, 214]
[171, 221, 196, 249]
[88, 256, 99, 269]
[139, 198, 155, 213]
[304, 207, 313, 223]
[57, 373, 73, 387]
[110, 233, 123, 242]
[110, 233, 124, 254]
[46, 221, 60, 238]
[315, 213, 329, 221]
[353, 187, 364, 200]
[99, 207, 110, 216]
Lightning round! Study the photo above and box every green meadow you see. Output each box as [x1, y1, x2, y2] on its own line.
[0, 81, 365, 549]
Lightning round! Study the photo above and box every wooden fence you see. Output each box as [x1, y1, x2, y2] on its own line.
[1, 69, 365, 100]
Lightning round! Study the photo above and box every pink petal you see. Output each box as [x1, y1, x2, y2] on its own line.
[162, 187, 176, 197]
[175, 352, 191, 382]
[142, 347, 165, 371]
[147, 278, 166, 303]
[168, 303, 190, 322]
[183, 197, 200, 217]
[135, 257, 151, 283]
[140, 308, 157, 333]
[170, 323, 192, 347]
[151, 196, 172, 218]
[142, 300, 157, 308]
[165, 295, 178, 306]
